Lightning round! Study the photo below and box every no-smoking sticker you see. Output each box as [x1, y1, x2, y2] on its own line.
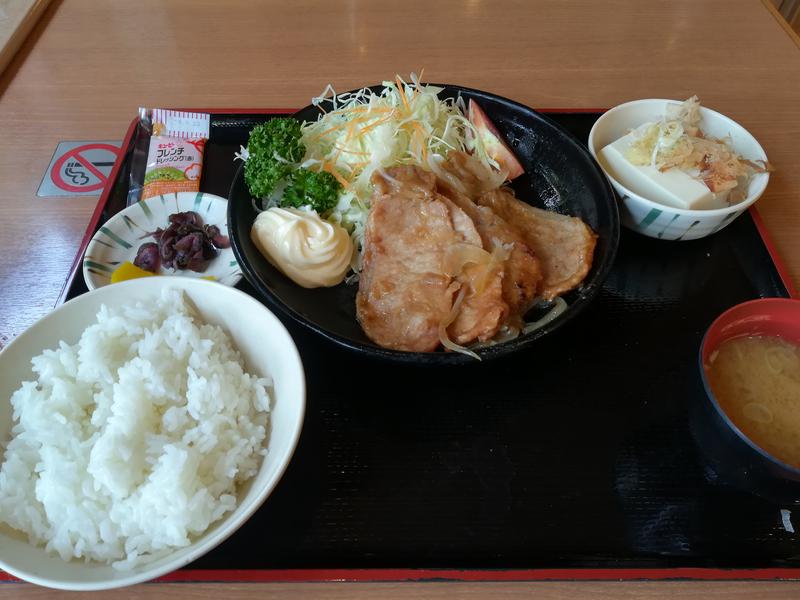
[38, 141, 121, 197]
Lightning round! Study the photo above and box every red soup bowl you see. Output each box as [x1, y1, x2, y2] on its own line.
[693, 298, 800, 496]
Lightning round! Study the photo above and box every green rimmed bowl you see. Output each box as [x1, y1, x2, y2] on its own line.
[83, 192, 242, 290]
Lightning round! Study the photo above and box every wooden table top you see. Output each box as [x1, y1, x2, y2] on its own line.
[0, 0, 799, 597]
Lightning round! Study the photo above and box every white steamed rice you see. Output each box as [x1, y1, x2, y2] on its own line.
[0, 288, 271, 570]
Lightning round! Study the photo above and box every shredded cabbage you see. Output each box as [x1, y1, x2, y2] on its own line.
[300, 73, 503, 262]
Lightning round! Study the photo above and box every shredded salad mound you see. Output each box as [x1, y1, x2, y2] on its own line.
[298, 73, 505, 264]
[624, 96, 771, 202]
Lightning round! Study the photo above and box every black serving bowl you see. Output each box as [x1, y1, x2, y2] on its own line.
[228, 84, 620, 364]
[691, 298, 800, 500]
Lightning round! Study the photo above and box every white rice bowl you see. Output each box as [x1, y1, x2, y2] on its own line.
[0, 277, 305, 590]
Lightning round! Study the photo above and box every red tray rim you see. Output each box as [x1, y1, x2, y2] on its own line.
[37, 107, 798, 586]
[4, 567, 800, 584]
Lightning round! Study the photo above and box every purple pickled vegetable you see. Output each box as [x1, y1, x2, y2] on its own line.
[133, 211, 227, 274]
[159, 227, 178, 268]
[203, 224, 230, 249]
[168, 211, 200, 226]
[133, 242, 160, 272]
[174, 232, 206, 271]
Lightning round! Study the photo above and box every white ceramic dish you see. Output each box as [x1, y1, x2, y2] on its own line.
[588, 99, 769, 240]
[83, 192, 242, 290]
[0, 277, 305, 590]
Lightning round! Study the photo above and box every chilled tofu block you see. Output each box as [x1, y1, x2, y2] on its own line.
[599, 128, 728, 210]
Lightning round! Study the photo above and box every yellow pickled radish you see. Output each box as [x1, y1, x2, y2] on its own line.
[110, 261, 156, 283]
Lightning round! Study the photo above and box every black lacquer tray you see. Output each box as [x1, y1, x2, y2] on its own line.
[48, 108, 800, 583]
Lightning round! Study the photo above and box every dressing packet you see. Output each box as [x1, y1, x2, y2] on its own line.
[139, 109, 210, 200]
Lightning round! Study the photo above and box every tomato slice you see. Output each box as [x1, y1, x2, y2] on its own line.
[468, 99, 525, 181]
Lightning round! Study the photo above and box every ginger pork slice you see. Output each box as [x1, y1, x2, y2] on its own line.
[437, 194, 508, 345]
[476, 188, 597, 300]
[436, 176, 542, 324]
[357, 166, 506, 351]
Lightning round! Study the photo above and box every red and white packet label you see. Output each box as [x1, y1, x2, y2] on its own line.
[143, 110, 210, 200]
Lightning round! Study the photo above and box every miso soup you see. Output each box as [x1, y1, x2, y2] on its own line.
[705, 335, 800, 468]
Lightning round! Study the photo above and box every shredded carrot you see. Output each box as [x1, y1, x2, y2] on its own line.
[412, 122, 428, 161]
[312, 119, 366, 140]
[310, 113, 376, 141]
[317, 108, 393, 133]
[396, 75, 411, 114]
[334, 146, 370, 156]
[341, 114, 382, 142]
[356, 114, 393, 136]
[344, 122, 357, 143]
[322, 162, 349, 188]
[328, 106, 391, 116]
[311, 122, 349, 140]
[331, 146, 343, 166]
[413, 68, 425, 101]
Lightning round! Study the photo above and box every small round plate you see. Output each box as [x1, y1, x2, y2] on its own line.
[229, 84, 620, 364]
[83, 192, 242, 290]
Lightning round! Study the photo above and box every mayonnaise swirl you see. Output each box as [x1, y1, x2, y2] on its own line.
[251, 207, 353, 288]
